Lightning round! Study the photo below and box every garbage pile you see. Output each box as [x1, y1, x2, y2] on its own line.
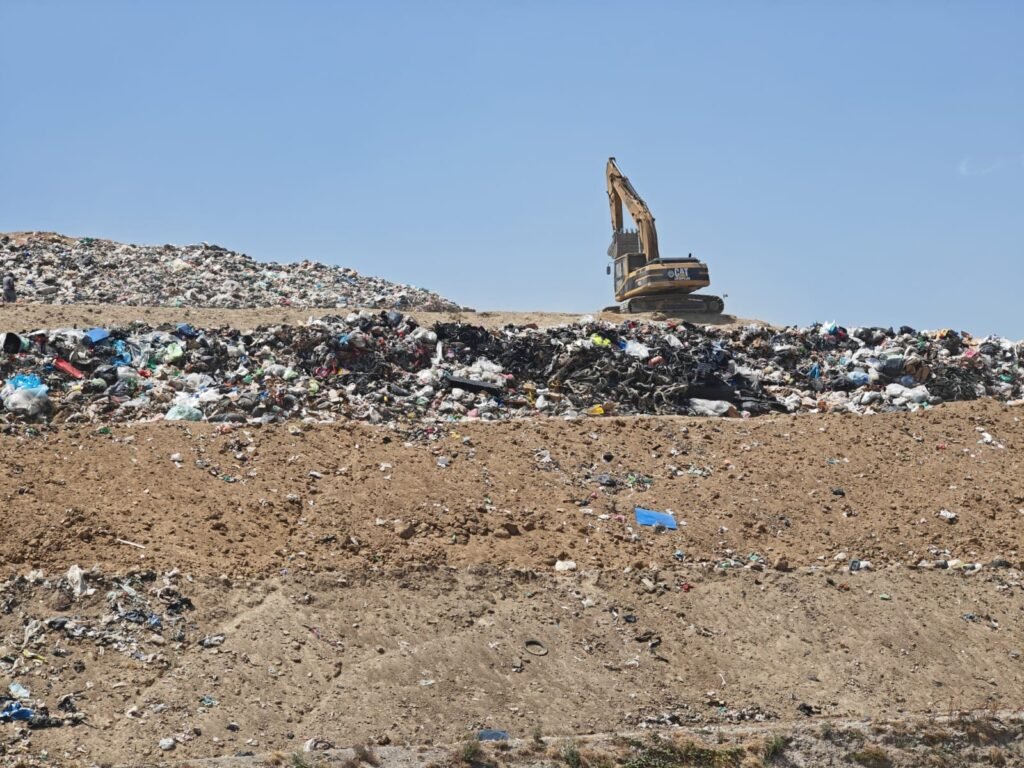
[0, 315, 1019, 426]
[0, 566, 198, 740]
[2, 565, 196, 662]
[0, 232, 464, 311]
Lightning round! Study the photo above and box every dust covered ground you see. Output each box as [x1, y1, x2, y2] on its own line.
[0, 401, 1022, 765]
[0, 309, 1022, 767]
[0, 304, 756, 334]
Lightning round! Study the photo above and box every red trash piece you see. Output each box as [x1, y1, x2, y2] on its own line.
[54, 358, 84, 379]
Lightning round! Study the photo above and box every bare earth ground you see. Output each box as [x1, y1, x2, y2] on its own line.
[0, 307, 1021, 767]
[0, 305, 757, 333]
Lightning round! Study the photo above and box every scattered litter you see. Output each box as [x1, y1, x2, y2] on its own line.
[0, 702, 33, 722]
[635, 507, 678, 530]
[478, 729, 510, 741]
[303, 738, 334, 752]
[8, 683, 30, 699]
[524, 640, 548, 657]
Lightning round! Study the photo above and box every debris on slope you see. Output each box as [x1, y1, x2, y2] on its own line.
[0, 313, 1018, 426]
[0, 566, 202, 760]
[0, 232, 464, 311]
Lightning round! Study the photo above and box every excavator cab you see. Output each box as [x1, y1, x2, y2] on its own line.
[605, 158, 724, 315]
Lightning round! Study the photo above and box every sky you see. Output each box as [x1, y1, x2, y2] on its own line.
[2, 1, 1022, 336]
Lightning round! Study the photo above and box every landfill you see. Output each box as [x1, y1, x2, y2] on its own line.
[0, 237, 1022, 766]
[0, 312, 1018, 426]
[0, 232, 464, 311]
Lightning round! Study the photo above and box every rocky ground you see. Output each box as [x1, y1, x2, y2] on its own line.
[0, 307, 1020, 767]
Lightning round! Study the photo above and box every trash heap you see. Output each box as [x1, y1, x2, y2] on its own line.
[0, 566, 197, 737]
[0, 315, 1019, 426]
[0, 232, 464, 311]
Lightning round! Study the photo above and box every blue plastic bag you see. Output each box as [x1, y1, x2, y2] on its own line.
[0, 701, 33, 721]
[847, 371, 870, 386]
[84, 328, 110, 346]
[478, 729, 510, 741]
[635, 507, 678, 530]
[8, 373, 41, 390]
[112, 340, 132, 366]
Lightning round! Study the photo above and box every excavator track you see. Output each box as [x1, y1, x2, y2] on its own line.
[621, 293, 725, 315]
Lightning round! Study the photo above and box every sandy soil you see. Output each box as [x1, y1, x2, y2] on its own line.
[0, 304, 762, 334]
[0, 400, 1021, 765]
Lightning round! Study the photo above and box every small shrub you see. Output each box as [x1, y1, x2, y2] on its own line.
[848, 745, 893, 768]
[922, 751, 952, 768]
[920, 727, 951, 746]
[763, 734, 788, 762]
[353, 743, 380, 766]
[562, 742, 583, 768]
[964, 716, 1004, 746]
[460, 739, 483, 765]
[621, 737, 746, 768]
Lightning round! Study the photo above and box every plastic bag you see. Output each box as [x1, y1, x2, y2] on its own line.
[846, 371, 870, 386]
[165, 404, 203, 421]
[8, 373, 42, 390]
[624, 340, 650, 359]
[4, 387, 49, 416]
[162, 343, 185, 364]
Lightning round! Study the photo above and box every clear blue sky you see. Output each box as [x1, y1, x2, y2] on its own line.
[2, 1, 1022, 336]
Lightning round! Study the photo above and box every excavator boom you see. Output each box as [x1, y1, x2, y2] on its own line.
[606, 157, 659, 263]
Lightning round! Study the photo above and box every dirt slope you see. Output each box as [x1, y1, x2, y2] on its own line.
[1, 401, 1019, 576]
[0, 400, 1022, 765]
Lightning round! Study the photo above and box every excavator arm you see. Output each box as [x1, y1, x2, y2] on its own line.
[606, 157, 660, 263]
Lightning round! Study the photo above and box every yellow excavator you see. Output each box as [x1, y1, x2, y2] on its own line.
[605, 157, 725, 314]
